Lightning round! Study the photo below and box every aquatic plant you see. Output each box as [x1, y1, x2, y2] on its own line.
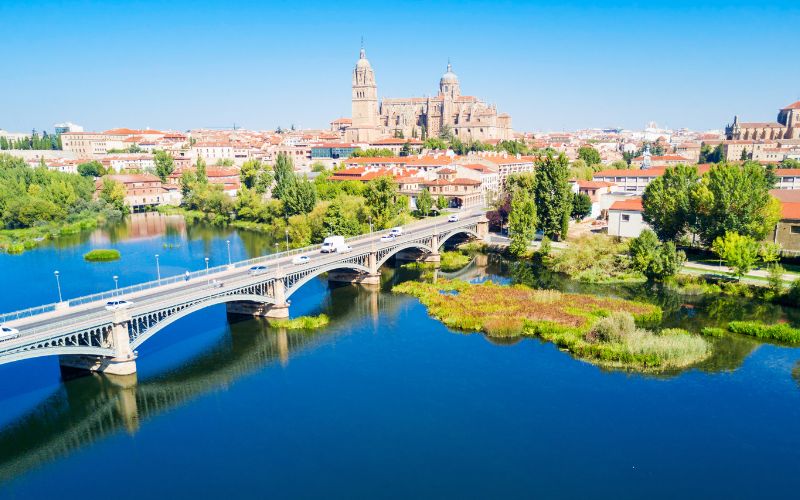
[83, 249, 121, 262]
[394, 279, 707, 371]
[726, 321, 800, 343]
[269, 314, 330, 330]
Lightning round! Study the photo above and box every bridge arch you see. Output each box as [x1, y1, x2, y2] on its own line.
[376, 242, 435, 268]
[285, 261, 371, 298]
[438, 228, 480, 249]
[130, 293, 277, 350]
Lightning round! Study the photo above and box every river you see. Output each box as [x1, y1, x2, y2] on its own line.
[0, 213, 799, 498]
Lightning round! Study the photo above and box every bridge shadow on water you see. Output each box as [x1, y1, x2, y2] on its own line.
[0, 268, 413, 485]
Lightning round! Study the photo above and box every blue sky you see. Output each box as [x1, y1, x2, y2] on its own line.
[1, 0, 798, 133]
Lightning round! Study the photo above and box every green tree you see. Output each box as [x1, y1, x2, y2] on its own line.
[272, 152, 295, 200]
[195, 157, 208, 184]
[578, 146, 601, 167]
[508, 187, 537, 255]
[282, 176, 317, 217]
[436, 195, 448, 211]
[641, 164, 698, 241]
[179, 170, 197, 198]
[99, 178, 128, 213]
[400, 142, 412, 156]
[323, 198, 361, 237]
[628, 229, 685, 282]
[240, 159, 272, 193]
[153, 150, 175, 182]
[416, 187, 433, 216]
[712, 231, 760, 278]
[423, 137, 448, 150]
[692, 162, 781, 245]
[759, 241, 782, 264]
[571, 192, 592, 220]
[364, 176, 401, 229]
[534, 153, 572, 240]
[438, 124, 454, 141]
[77, 161, 106, 177]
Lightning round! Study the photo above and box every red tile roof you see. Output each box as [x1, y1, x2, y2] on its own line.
[782, 101, 800, 110]
[609, 198, 643, 211]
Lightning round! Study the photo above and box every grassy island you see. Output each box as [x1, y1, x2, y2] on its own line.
[394, 279, 710, 371]
[402, 250, 472, 272]
[83, 249, 121, 262]
[268, 314, 330, 330]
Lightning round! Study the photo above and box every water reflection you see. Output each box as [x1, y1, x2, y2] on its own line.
[0, 281, 400, 483]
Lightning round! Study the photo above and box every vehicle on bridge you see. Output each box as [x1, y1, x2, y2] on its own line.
[209, 279, 225, 288]
[320, 236, 351, 254]
[448, 214, 459, 222]
[389, 227, 403, 237]
[249, 265, 268, 275]
[104, 300, 134, 311]
[292, 255, 310, 265]
[380, 234, 397, 242]
[0, 325, 20, 342]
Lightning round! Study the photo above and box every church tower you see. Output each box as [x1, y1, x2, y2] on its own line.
[439, 62, 461, 99]
[348, 45, 379, 142]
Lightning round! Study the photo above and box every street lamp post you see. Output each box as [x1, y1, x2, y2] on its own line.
[285, 228, 290, 252]
[205, 257, 210, 284]
[368, 215, 372, 235]
[155, 254, 161, 281]
[226, 240, 232, 266]
[54, 271, 63, 303]
[113, 275, 119, 294]
[275, 243, 280, 272]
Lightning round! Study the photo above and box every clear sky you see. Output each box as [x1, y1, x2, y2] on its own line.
[1, 0, 798, 134]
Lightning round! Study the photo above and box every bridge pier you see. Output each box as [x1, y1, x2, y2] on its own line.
[327, 251, 381, 285]
[60, 312, 137, 376]
[226, 278, 290, 319]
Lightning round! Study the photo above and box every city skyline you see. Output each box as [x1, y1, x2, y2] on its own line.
[1, 0, 798, 133]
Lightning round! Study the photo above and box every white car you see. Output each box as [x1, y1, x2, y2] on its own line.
[105, 300, 134, 311]
[448, 214, 459, 222]
[249, 265, 268, 275]
[292, 255, 310, 265]
[209, 279, 224, 288]
[389, 227, 403, 237]
[0, 325, 20, 342]
[380, 234, 397, 242]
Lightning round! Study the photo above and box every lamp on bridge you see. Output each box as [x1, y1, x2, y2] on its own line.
[155, 254, 161, 281]
[113, 275, 119, 293]
[226, 240, 232, 266]
[54, 270, 63, 303]
[285, 228, 289, 252]
[204, 257, 210, 284]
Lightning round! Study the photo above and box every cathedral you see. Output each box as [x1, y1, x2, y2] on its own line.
[725, 101, 800, 141]
[344, 47, 513, 143]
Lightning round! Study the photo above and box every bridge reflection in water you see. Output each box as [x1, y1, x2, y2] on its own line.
[0, 279, 399, 484]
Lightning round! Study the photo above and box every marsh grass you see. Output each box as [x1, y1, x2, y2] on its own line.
[269, 314, 330, 330]
[83, 249, 121, 262]
[394, 279, 707, 371]
[726, 321, 800, 343]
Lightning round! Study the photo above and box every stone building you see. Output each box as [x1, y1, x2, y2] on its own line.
[726, 101, 800, 140]
[344, 47, 512, 143]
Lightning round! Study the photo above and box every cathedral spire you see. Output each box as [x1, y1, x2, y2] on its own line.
[360, 37, 365, 59]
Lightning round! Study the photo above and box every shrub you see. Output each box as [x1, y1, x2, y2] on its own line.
[83, 249, 121, 262]
[726, 321, 800, 343]
[587, 312, 636, 343]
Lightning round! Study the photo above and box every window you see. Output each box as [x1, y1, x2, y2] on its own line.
[621, 214, 631, 222]
[791, 225, 800, 234]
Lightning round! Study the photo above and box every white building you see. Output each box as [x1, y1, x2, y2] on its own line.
[54, 122, 84, 134]
[608, 198, 649, 238]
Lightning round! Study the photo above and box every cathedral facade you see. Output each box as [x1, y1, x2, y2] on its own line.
[345, 48, 512, 143]
[726, 101, 800, 141]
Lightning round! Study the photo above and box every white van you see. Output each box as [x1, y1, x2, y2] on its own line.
[321, 236, 352, 253]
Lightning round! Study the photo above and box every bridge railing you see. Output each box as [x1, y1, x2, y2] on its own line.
[0, 211, 485, 324]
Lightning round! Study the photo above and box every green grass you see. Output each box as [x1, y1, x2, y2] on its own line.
[83, 249, 121, 262]
[268, 314, 330, 330]
[726, 321, 800, 343]
[393, 279, 709, 372]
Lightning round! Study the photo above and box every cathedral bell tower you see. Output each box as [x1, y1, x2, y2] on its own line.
[348, 45, 379, 142]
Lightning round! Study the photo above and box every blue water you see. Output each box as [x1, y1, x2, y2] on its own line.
[1, 215, 799, 498]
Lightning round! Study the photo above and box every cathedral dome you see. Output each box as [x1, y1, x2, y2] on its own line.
[440, 62, 458, 84]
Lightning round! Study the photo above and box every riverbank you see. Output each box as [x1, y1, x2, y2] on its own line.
[0, 214, 108, 254]
[394, 279, 711, 372]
